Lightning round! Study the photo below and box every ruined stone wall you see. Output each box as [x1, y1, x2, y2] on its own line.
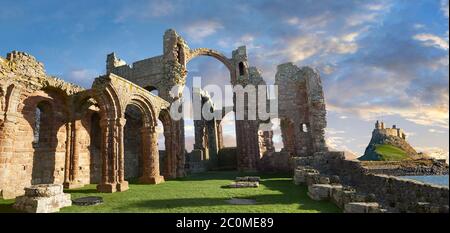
[275, 63, 327, 157]
[300, 151, 449, 212]
[107, 54, 166, 96]
[0, 51, 86, 198]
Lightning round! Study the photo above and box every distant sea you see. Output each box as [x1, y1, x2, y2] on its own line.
[401, 175, 449, 187]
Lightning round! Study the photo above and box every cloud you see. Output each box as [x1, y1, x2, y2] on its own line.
[266, 33, 359, 63]
[428, 128, 446, 134]
[325, 128, 358, 157]
[63, 68, 98, 88]
[328, 103, 449, 129]
[442, 0, 449, 18]
[413, 33, 449, 50]
[183, 20, 223, 42]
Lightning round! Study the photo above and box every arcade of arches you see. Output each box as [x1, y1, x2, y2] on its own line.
[0, 29, 327, 199]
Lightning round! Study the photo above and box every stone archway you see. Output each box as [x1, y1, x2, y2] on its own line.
[91, 73, 169, 193]
[186, 48, 236, 83]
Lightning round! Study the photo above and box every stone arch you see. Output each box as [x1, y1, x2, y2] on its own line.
[5, 83, 22, 114]
[158, 108, 177, 179]
[90, 74, 169, 192]
[128, 93, 158, 128]
[186, 48, 236, 83]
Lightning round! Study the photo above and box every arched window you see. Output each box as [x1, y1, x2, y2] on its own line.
[33, 107, 42, 144]
[238, 62, 245, 76]
[33, 101, 52, 147]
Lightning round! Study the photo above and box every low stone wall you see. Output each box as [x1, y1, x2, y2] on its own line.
[293, 152, 449, 213]
[360, 159, 449, 176]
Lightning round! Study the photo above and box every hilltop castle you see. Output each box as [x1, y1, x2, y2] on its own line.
[360, 121, 420, 161]
[374, 120, 406, 140]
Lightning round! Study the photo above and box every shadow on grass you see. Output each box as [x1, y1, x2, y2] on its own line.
[64, 188, 99, 194]
[110, 173, 339, 213]
[113, 193, 338, 213]
[0, 201, 19, 213]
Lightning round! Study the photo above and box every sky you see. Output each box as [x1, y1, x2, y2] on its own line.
[0, 0, 448, 160]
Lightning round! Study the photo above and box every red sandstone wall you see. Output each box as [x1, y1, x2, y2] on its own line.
[4, 89, 67, 197]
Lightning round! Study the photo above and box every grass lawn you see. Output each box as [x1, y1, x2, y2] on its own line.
[375, 144, 409, 161]
[0, 171, 340, 213]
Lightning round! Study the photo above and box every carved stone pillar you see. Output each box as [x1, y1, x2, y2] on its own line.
[97, 118, 128, 193]
[64, 121, 84, 189]
[116, 118, 128, 191]
[139, 126, 164, 184]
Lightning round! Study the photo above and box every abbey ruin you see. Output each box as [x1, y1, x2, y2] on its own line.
[0, 29, 327, 199]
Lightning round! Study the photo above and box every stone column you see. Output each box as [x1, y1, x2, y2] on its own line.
[236, 120, 260, 172]
[207, 120, 219, 169]
[216, 122, 223, 150]
[116, 118, 128, 191]
[176, 120, 186, 177]
[162, 122, 177, 179]
[139, 126, 164, 184]
[97, 118, 128, 193]
[64, 120, 85, 189]
[63, 122, 72, 185]
[0, 113, 18, 199]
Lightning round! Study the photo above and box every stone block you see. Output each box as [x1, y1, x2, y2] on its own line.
[331, 189, 356, 209]
[235, 176, 260, 182]
[294, 167, 318, 185]
[307, 184, 342, 201]
[305, 173, 320, 186]
[229, 181, 259, 188]
[344, 202, 380, 213]
[318, 176, 330, 184]
[13, 184, 71, 213]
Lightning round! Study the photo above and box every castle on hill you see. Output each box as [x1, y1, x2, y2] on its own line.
[359, 120, 421, 161]
[374, 120, 406, 140]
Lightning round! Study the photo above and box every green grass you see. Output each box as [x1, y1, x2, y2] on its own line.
[0, 171, 340, 213]
[374, 144, 409, 161]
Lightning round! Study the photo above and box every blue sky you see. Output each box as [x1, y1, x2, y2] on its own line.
[1, 0, 448, 159]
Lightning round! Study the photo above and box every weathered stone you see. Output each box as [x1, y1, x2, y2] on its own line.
[13, 184, 71, 213]
[229, 181, 259, 188]
[235, 176, 260, 182]
[24, 184, 63, 197]
[344, 202, 380, 213]
[307, 184, 342, 201]
[308, 151, 449, 213]
[294, 167, 319, 185]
